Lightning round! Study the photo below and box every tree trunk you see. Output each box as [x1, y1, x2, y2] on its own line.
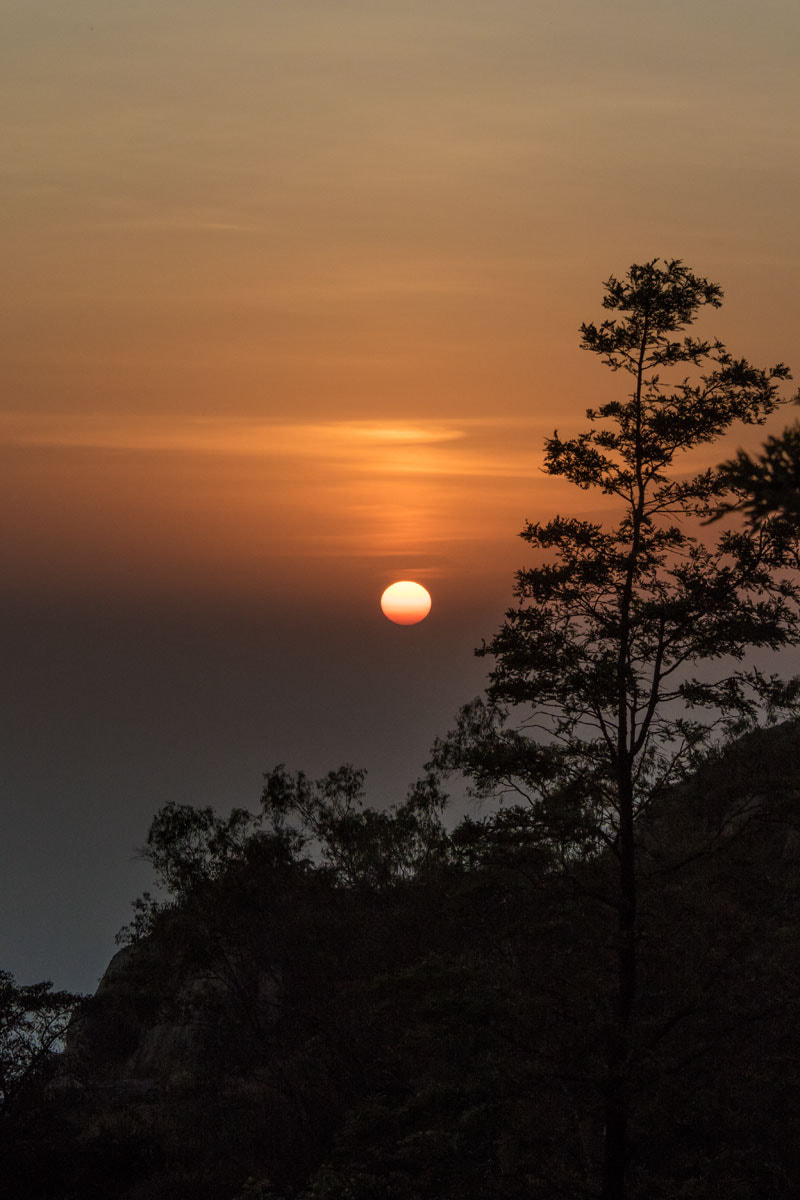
[601, 784, 637, 1200]
[601, 1090, 628, 1200]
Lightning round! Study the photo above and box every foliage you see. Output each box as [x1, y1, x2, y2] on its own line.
[118, 766, 450, 949]
[0, 970, 83, 1122]
[116, 798, 301, 946]
[261, 764, 449, 887]
[713, 417, 800, 526]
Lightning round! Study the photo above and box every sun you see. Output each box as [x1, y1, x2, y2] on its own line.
[380, 580, 432, 625]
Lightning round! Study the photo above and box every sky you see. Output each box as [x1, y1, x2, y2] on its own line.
[3, 0, 800, 994]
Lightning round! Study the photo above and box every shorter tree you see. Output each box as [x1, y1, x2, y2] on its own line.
[261, 764, 449, 887]
[0, 970, 82, 1121]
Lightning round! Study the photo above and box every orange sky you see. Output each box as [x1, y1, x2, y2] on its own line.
[3, 0, 800, 617]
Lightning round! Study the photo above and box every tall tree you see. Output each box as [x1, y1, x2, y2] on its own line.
[431, 260, 800, 1199]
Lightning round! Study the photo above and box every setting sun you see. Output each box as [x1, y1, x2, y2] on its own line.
[380, 581, 432, 625]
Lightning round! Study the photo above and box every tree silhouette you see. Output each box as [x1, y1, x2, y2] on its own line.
[713, 420, 800, 526]
[0, 970, 82, 1120]
[431, 259, 800, 1199]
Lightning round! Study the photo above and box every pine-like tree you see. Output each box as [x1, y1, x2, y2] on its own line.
[432, 259, 800, 1199]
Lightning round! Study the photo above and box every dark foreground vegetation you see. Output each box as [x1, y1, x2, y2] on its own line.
[4, 260, 800, 1198]
[2, 724, 800, 1200]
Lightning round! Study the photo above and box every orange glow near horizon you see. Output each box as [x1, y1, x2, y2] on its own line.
[0, 412, 573, 603]
[0, 402, 794, 610]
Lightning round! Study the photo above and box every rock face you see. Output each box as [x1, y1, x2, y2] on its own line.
[636, 718, 800, 859]
[65, 945, 283, 1092]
